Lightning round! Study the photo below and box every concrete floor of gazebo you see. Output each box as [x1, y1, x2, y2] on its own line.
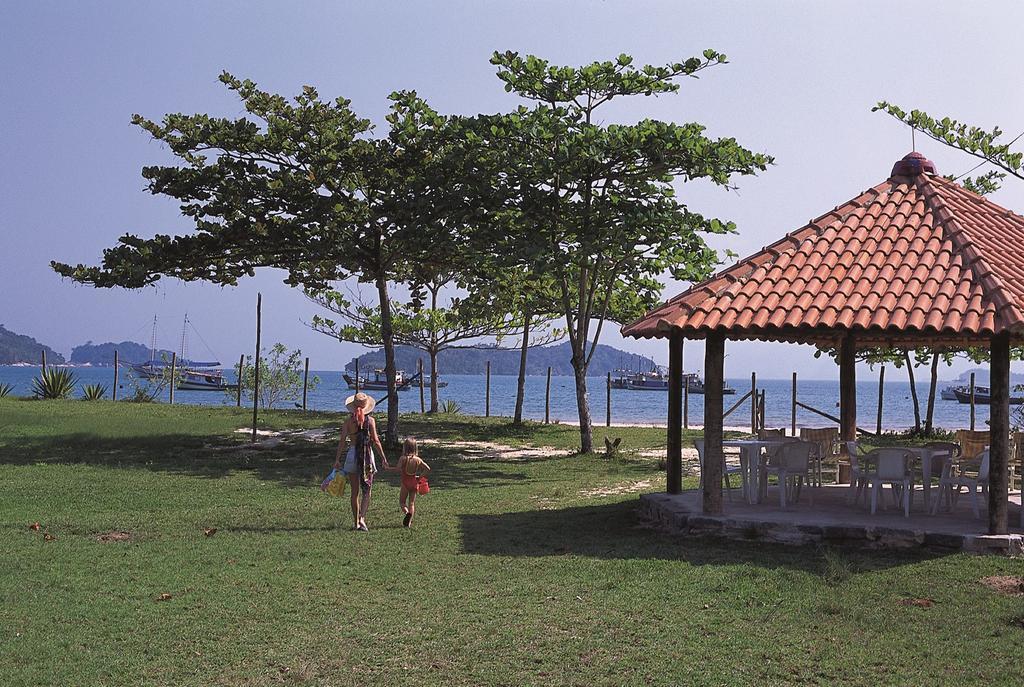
[640, 485, 1024, 555]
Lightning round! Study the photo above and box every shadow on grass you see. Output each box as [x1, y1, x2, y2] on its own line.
[459, 500, 951, 572]
[0, 431, 532, 491]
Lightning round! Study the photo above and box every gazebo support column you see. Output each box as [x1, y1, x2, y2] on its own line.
[666, 331, 683, 494]
[703, 333, 725, 514]
[988, 332, 1010, 534]
[839, 334, 857, 442]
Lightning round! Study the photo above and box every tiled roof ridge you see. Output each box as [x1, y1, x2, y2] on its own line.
[918, 174, 1024, 330]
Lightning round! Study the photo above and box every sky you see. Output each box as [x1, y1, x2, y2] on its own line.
[3, 1, 1024, 380]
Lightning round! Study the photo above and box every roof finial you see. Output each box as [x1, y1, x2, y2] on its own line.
[891, 151, 937, 177]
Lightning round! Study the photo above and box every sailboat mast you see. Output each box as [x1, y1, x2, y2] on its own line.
[150, 315, 157, 361]
[180, 313, 189, 364]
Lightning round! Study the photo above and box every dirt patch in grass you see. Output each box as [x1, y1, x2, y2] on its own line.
[419, 438, 563, 462]
[980, 576, 1024, 597]
[580, 480, 654, 497]
[95, 530, 133, 543]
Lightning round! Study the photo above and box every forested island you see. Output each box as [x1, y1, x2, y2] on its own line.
[346, 342, 657, 377]
[0, 325, 65, 365]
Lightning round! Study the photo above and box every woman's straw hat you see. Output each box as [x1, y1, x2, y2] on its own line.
[345, 391, 375, 414]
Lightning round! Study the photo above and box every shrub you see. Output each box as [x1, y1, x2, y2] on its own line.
[440, 399, 461, 415]
[81, 384, 109, 401]
[0, 382, 14, 398]
[32, 368, 78, 399]
[232, 343, 319, 409]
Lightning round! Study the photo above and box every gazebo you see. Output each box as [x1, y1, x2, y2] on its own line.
[623, 152, 1024, 537]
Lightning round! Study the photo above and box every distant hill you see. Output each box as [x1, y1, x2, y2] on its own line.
[957, 368, 1024, 385]
[346, 342, 657, 377]
[70, 341, 177, 366]
[0, 325, 64, 365]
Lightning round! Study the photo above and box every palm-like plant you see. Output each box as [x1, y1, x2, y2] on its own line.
[0, 382, 14, 398]
[32, 368, 78, 399]
[439, 399, 461, 415]
[81, 383, 109, 401]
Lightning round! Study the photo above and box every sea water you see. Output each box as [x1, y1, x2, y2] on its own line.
[0, 366, 996, 431]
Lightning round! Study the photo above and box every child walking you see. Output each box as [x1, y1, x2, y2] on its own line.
[385, 438, 431, 527]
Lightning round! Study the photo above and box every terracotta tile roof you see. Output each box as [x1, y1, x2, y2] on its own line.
[622, 153, 1024, 346]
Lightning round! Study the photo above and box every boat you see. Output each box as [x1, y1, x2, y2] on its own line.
[128, 315, 237, 391]
[952, 385, 1024, 405]
[343, 367, 448, 391]
[940, 385, 963, 401]
[612, 367, 736, 394]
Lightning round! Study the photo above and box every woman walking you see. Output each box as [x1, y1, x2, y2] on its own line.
[334, 392, 389, 531]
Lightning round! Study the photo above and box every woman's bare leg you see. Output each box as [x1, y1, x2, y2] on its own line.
[358, 486, 372, 527]
[348, 474, 360, 527]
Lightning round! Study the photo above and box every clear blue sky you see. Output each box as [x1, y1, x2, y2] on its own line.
[3, 1, 1024, 379]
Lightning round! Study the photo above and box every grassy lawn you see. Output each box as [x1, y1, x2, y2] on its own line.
[1, 398, 1023, 686]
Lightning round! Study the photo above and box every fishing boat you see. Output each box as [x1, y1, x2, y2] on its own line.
[343, 367, 448, 391]
[612, 367, 736, 394]
[952, 385, 1024, 405]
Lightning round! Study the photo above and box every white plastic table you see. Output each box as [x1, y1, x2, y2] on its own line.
[904, 446, 954, 512]
[723, 438, 792, 504]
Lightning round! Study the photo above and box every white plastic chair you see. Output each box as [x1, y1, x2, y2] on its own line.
[863, 448, 914, 517]
[758, 440, 815, 508]
[844, 440, 870, 505]
[694, 439, 743, 501]
[931, 449, 990, 519]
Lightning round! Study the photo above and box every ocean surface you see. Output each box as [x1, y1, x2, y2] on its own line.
[0, 365, 999, 431]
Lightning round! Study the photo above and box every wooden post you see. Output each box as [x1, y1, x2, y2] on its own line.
[302, 357, 309, 411]
[683, 374, 690, 430]
[355, 359, 360, 393]
[168, 352, 177, 405]
[750, 372, 757, 434]
[418, 359, 425, 414]
[41, 349, 47, 373]
[236, 354, 244, 407]
[791, 372, 797, 436]
[112, 350, 119, 401]
[989, 332, 1010, 534]
[252, 293, 261, 443]
[606, 372, 612, 427]
[485, 360, 491, 418]
[545, 367, 551, 424]
[667, 331, 683, 494]
[703, 334, 726, 514]
[839, 334, 857, 443]
[969, 372, 976, 431]
[876, 365, 885, 435]
[759, 390, 766, 432]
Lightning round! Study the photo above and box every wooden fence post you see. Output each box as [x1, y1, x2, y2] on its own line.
[750, 372, 757, 434]
[969, 372, 977, 431]
[418, 359, 425, 413]
[252, 292, 261, 443]
[302, 357, 309, 411]
[791, 372, 797, 436]
[545, 367, 551, 424]
[354, 359, 360, 393]
[606, 372, 612, 427]
[112, 349, 119, 401]
[485, 361, 491, 418]
[683, 374, 689, 430]
[759, 390, 766, 432]
[236, 353, 244, 407]
[876, 365, 885, 435]
[168, 352, 177, 405]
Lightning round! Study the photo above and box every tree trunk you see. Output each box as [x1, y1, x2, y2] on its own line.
[904, 350, 921, 433]
[375, 272, 399, 448]
[513, 310, 531, 426]
[924, 352, 939, 434]
[572, 352, 593, 454]
[429, 347, 439, 413]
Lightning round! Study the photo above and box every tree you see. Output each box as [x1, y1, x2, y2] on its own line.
[466, 51, 771, 452]
[52, 73, 452, 446]
[308, 280, 524, 412]
[233, 343, 319, 409]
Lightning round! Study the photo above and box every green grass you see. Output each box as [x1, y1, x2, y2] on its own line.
[1, 399, 1023, 686]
